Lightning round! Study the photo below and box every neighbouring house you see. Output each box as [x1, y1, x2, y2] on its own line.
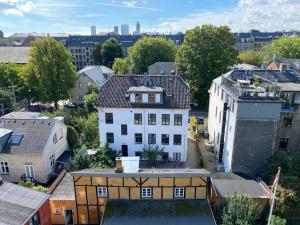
[0, 116, 69, 184]
[48, 158, 215, 225]
[267, 56, 300, 73]
[208, 68, 300, 176]
[98, 74, 190, 161]
[0, 46, 31, 64]
[0, 177, 51, 225]
[148, 62, 177, 75]
[209, 172, 270, 211]
[70, 65, 114, 105]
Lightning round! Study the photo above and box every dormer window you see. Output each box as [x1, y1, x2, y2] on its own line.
[135, 93, 142, 103]
[148, 94, 155, 103]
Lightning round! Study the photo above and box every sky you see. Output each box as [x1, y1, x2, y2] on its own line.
[1, 0, 300, 36]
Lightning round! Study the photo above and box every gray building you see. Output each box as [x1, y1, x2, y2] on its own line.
[0, 30, 3, 39]
[148, 62, 177, 75]
[91, 26, 96, 36]
[121, 24, 129, 35]
[208, 68, 300, 176]
[114, 26, 119, 35]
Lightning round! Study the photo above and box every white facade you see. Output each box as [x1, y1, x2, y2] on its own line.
[98, 107, 189, 161]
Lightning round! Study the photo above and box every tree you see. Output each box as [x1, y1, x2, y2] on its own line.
[84, 91, 98, 112]
[143, 145, 164, 166]
[250, 29, 260, 33]
[93, 43, 102, 65]
[67, 126, 80, 150]
[176, 25, 238, 109]
[271, 216, 286, 225]
[264, 36, 300, 61]
[128, 37, 177, 74]
[24, 37, 76, 109]
[101, 38, 123, 68]
[238, 50, 265, 67]
[78, 112, 99, 148]
[0, 89, 16, 114]
[112, 58, 130, 75]
[92, 144, 117, 168]
[221, 195, 262, 225]
[69, 146, 92, 171]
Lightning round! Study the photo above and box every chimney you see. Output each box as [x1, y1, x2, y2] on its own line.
[143, 72, 148, 86]
[115, 157, 123, 173]
[279, 63, 287, 72]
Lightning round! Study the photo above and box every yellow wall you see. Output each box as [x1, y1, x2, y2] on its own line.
[73, 176, 208, 224]
[50, 200, 77, 225]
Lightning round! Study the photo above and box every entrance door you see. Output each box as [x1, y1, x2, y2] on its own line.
[122, 145, 128, 156]
[173, 152, 181, 161]
[64, 210, 74, 225]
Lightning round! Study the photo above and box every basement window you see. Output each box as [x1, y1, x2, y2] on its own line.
[97, 187, 108, 197]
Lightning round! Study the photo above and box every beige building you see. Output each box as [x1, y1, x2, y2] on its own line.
[0, 116, 69, 184]
[70, 66, 114, 105]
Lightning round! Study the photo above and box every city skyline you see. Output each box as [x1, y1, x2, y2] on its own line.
[1, 0, 300, 36]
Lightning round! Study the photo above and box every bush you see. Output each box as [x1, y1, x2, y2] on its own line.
[18, 181, 48, 192]
[67, 126, 79, 149]
[271, 215, 287, 225]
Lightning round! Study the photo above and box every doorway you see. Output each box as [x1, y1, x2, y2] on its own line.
[64, 209, 73, 225]
[122, 145, 128, 156]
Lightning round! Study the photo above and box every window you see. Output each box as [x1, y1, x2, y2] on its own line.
[106, 133, 114, 143]
[173, 134, 182, 145]
[134, 113, 142, 125]
[105, 113, 113, 124]
[148, 134, 156, 145]
[0, 161, 9, 174]
[215, 106, 218, 117]
[221, 90, 223, 100]
[97, 187, 108, 197]
[279, 138, 288, 150]
[28, 213, 40, 225]
[174, 114, 182, 126]
[50, 154, 55, 168]
[135, 93, 142, 103]
[174, 187, 185, 198]
[283, 114, 293, 127]
[25, 164, 35, 179]
[141, 187, 152, 198]
[121, 124, 127, 135]
[161, 134, 169, 145]
[162, 114, 170, 125]
[148, 94, 155, 103]
[135, 133, 142, 144]
[53, 133, 58, 143]
[10, 134, 23, 145]
[173, 152, 181, 161]
[148, 114, 156, 125]
[78, 82, 82, 88]
[135, 151, 143, 157]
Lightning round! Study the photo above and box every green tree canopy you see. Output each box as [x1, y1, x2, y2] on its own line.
[176, 25, 238, 109]
[264, 36, 300, 61]
[24, 37, 76, 108]
[128, 37, 177, 74]
[0, 89, 16, 114]
[93, 43, 102, 65]
[101, 38, 123, 68]
[238, 50, 265, 67]
[112, 58, 130, 75]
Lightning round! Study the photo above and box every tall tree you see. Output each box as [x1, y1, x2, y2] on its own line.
[112, 58, 130, 75]
[101, 38, 123, 68]
[93, 43, 102, 65]
[24, 37, 76, 109]
[128, 37, 177, 74]
[264, 36, 300, 61]
[238, 50, 265, 66]
[176, 25, 238, 109]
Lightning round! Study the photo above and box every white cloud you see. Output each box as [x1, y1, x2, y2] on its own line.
[150, 0, 300, 33]
[18, 1, 35, 13]
[1, 0, 35, 17]
[122, 1, 137, 7]
[3, 8, 23, 16]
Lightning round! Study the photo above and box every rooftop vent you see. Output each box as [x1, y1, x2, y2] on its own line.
[160, 70, 165, 75]
[115, 157, 140, 173]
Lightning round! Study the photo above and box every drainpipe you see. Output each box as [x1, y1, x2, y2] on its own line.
[219, 103, 229, 164]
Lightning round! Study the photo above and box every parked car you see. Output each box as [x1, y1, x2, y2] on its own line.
[197, 117, 204, 125]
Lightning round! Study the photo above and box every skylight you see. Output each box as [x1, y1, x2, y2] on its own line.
[10, 134, 23, 145]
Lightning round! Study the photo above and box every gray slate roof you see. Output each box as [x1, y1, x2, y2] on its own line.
[211, 173, 269, 199]
[0, 119, 56, 154]
[0, 47, 31, 64]
[98, 75, 190, 109]
[148, 62, 176, 75]
[78, 66, 114, 87]
[50, 173, 75, 200]
[0, 181, 49, 225]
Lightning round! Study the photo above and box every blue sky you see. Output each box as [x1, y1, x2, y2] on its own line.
[1, 0, 300, 36]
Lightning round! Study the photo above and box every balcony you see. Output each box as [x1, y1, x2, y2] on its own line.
[221, 75, 281, 100]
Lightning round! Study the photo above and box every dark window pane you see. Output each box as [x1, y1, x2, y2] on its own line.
[105, 113, 113, 124]
[162, 114, 170, 125]
[161, 134, 169, 145]
[174, 114, 182, 126]
[121, 124, 127, 135]
[106, 133, 114, 143]
[135, 133, 142, 144]
[134, 113, 142, 125]
[174, 134, 182, 145]
[148, 134, 156, 145]
[148, 114, 156, 125]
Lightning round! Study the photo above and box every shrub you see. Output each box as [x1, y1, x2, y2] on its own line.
[67, 126, 79, 149]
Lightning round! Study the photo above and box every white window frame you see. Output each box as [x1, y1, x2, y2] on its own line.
[174, 187, 185, 198]
[50, 154, 55, 168]
[97, 186, 108, 197]
[141, 187, 152, 198]
[0, 161, 9, 174]
[25, 164, 35, 179]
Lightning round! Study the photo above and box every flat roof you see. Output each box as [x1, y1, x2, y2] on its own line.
[211, 173, 270, 199]
[71, 168, 211, 178]
[279, 82, 300, 92]
[50, 173, 75, 201]
[102, 200, 216, 225]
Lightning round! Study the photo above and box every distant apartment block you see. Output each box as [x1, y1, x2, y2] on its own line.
[121, 24, 130, 35]
[91, 26, 96, 36]
[208, 68, 300, 175]
[113, 26, 119, 34]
